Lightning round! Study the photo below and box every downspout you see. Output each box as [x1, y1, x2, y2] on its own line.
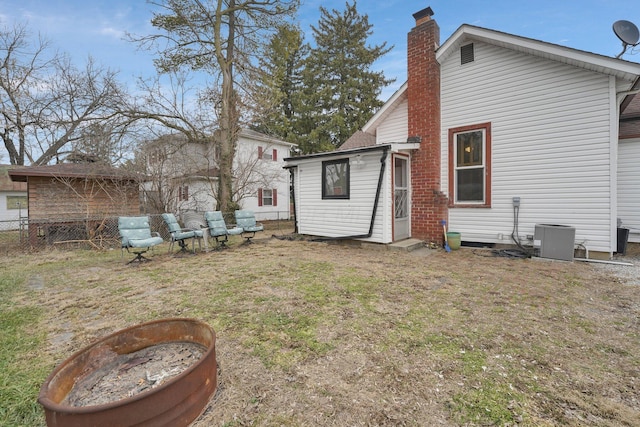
[312, 145, 390, 241]
[287, 166, 298, 233]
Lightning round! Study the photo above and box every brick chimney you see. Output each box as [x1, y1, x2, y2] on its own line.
[407, 6, 448, 243]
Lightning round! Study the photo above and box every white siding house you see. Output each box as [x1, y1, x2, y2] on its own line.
[0, 165, 28, 224]
[438, 31, 622, 253]
[143, 130, 296, 221]
[285, 8, 640, 258]
[234, 130, 296, 220]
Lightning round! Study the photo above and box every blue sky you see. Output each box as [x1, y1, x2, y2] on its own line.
[1, 0, 639, 100]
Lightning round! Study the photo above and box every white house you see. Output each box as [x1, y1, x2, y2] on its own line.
[284, 7, 640, 258]
[144, 129, 296, 221]
[0, 165, 28, 224]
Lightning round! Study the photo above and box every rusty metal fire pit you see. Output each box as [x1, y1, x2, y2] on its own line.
[38, 318, 217, 427]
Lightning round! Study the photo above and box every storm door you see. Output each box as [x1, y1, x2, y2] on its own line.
[394, 156, 410, 240]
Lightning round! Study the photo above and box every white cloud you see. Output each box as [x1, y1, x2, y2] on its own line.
[99, 26, 124, 40]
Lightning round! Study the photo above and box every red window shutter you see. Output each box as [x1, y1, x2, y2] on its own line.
[258, 146, 263, 159]
[272, 188, 277, 206]
[179, 185, 189, 201]
[182, 186, 189, 201]
[272, 149, 277, 161]
[258, 188, 263, 206]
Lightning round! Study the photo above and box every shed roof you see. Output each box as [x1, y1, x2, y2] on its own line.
[8, 163, 141, 183]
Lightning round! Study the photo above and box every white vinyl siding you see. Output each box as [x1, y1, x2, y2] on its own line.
[441, 41, 615, 253]
[0, 192, 28, 222]
[618, 138, 640, 243]
[233, 135, 292, 221]
[164, 132, 294, 221]
[377, 98, 408, 144]
[292, 151, 392, 243]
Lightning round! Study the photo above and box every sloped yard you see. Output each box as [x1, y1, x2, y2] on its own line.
[1, 237, 639, 426]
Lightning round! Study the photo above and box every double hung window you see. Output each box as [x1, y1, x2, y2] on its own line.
[449, 123, 491, 207]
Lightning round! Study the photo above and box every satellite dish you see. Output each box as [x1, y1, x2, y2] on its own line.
[613, 20, 639, 58]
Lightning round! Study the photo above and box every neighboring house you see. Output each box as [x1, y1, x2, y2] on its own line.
[8, 162, 140, 246]
[284, 7, 640, 257]
[143, 129, 296, 221]
[0, 165, 28, 224]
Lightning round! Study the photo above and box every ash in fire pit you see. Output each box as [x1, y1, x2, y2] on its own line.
[63, 342, 205, 407]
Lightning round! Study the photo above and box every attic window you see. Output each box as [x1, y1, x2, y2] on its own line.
[461, 43, 475, 65]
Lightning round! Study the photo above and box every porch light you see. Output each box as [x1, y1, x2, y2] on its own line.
[351, 154, 365, 167]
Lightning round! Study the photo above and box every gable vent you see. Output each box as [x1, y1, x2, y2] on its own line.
[460, 43, 475, 64]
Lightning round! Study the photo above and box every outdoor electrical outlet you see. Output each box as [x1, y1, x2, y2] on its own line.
[513, 196, 521, 207]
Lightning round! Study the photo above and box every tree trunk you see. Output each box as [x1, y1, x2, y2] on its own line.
[216, 0, 237, 215]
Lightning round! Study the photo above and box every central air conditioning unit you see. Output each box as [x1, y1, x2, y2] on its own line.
[533, 224, 576, 261]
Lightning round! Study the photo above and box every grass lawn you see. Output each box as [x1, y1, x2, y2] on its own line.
[1, 234, 639, 426]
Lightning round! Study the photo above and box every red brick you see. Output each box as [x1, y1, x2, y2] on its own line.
[407, 15, 448, 242]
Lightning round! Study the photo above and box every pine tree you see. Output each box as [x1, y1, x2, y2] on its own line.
[301, 1, 394, 153]
[253, 23, 308, 145]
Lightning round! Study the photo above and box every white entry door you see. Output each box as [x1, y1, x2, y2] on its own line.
[394, 156, 410, 240]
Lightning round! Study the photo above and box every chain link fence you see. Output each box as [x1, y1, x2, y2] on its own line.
[0, 211, 294, 253]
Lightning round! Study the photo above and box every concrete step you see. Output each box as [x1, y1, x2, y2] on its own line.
[388, 238, 424, 252]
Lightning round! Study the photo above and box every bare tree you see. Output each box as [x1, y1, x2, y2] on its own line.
[130, 0, 299, 214]
[137, 132, 214, 214]
[123, 72, 220, 213]
[0, 22, 130, 166]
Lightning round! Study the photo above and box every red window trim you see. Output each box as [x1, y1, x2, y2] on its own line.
[258, 188, 277, 206]
[448, 122, 492, 208]
[258, 146, 277, 161]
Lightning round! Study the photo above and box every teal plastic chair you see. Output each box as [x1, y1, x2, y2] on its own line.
[234, 210, 264, 243]
[118, 216, 164, 263]
[204, 211, 243, 249]
[161, 213, 201, 254]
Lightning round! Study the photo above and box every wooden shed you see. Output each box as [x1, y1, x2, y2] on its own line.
[9, 163, 142, 247]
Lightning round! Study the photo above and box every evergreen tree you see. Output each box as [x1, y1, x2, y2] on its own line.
[301, 1, 394, 153]
[253, 23, 308, 145]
